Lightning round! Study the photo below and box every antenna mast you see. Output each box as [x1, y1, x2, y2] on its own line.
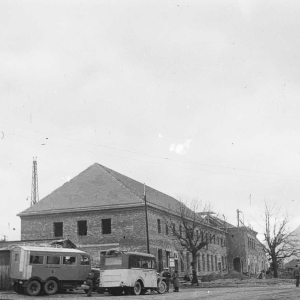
[31, 157, 39, 206]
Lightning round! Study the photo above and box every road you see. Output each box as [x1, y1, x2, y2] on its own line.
[0, 285, 299, 300]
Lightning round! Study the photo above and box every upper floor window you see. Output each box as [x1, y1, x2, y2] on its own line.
[78, 220, 87, 236]
[102, 218, 111, 234]
[157, 219, 161, 233]
[165, 224, 169, 235]
[53, 222, 63, 237]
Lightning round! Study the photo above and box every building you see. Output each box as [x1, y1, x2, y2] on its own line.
[226, 226, 268, 274]
[17, 163, 227, 276]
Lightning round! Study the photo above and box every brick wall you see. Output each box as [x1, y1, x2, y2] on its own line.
[20, 206, 229, 277]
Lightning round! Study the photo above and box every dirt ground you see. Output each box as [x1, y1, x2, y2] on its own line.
[0, 280, 299, 300]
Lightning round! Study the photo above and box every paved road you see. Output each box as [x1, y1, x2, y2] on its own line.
[0, 285, 299, 300]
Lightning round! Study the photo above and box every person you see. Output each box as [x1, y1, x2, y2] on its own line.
[293, 264, 300, 287]
[191, 268, 199, 286]
[32, 256, 41, 264]
[86, 271, 94, 297]
[162, 267, 171, 292]
[172, 270, 180, 292]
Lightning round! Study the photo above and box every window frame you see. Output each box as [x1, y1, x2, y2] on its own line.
[102, 218, 112, 235]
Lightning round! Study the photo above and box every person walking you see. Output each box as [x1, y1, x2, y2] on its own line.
[162, 267, 171, 292]
[294, 265, 300, 287]
[86, 271, 94, 297]
[172, 270, 180, 292]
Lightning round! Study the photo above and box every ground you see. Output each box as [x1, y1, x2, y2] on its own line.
[0, 279, 299, 300]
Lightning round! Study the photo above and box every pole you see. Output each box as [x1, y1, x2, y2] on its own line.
[237, 209, 241, 273]
[144, 183, 150, 254]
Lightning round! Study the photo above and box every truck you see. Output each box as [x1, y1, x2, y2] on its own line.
[10, 245, 91, 296]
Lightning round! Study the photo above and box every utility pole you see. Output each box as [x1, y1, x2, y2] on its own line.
[144, 184, 150, 254]
[31, 157, 39, 207]
[237, 209, 241, 272]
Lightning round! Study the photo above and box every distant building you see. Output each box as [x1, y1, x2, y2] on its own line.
[285, 259, 300, 272]
[17, 163, 227, 276]
[226, 226, 268, 274]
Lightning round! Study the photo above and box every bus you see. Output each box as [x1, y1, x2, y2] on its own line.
[98, 249, 167, 296]
[10, 246, 91, 296]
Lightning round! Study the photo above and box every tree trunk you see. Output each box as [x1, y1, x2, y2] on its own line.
[191, 251, 199, 285]
[273, 259, 278, 278]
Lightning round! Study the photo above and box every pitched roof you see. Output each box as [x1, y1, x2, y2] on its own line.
[18, 163, 181, 216]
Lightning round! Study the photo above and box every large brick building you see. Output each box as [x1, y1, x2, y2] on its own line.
[17, 163, 228, 276]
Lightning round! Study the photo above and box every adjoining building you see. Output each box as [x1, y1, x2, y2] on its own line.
[17, 163, 228, 276]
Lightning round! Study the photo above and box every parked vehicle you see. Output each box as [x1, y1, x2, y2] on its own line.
[98, 249, 167, 295]
[10, 246, 91, 296]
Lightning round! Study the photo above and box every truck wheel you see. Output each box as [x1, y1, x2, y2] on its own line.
[13, 282, 24, 294]
[132, 281, 142, 295]
[44, 279, 58, 295]
[157, 280, 167, 294]
[26, 280, 41, 296]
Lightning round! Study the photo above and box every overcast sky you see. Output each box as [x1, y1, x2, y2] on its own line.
[1, 0, 300, 241]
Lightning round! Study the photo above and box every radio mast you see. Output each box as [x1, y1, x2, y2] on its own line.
[31, 157, 39, 206]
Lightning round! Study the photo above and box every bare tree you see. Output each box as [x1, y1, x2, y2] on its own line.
[263, 203, 300, 278]
[162, 196, 224, 283]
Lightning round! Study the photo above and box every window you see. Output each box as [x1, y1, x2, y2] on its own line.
[222, 256, 224, 269]
[211, 255, 214, 271]
[207, 254, 210, 271]
[102, 219, 111, 234]
[179, 225, 182, 237]
[157, 219, 161, 234]
[180, 251, 185, 272]
[157, 249, 163, 272]
[78, 220, 87, 236]
[14, 253, 19, 262]
[172, 223, 176, 235]
[165, 224, 169, 235]
[63, 256, 76, 265]
[215, 256, 218, 271]
[81, 255, 90, 265]
[166, 251, 170, 267]
[196, 230, 199, 239]
[30, 255, 44, 264]
[202, 254, 205, 271]
[47, 256, 60, 265]
[217, 237, 219, 245]
[53, 222, 63, 237]
[197, 253, 201, 272]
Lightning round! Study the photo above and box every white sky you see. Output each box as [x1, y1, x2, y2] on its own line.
[1, 0, 300, 241]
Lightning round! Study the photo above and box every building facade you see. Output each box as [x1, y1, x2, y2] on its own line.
[226, 226, 268, 274]
[18, 163, 228, 277]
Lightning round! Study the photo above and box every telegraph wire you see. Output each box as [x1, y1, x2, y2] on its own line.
[7, 131, 300, 183]
[2, 123, 297, 178]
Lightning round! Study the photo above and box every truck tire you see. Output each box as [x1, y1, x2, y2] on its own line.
[44, 279, 58, 295]
[132, 281, 142, 295]
[13, 282, 24, 294]
[157, 280, 167, 294]
[26, 280, 41, 296]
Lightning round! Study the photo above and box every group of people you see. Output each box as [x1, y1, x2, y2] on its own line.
[161, 267, 198, 292]
[161, 268, 180, 292]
